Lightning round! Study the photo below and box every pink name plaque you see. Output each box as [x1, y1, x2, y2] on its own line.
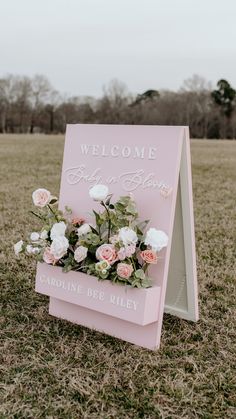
[36, 263, 161, 326]
[35, 124, 199, 350]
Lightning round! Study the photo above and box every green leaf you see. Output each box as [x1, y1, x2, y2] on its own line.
[65, 206, 72, 214]
[93, 210, 103, 227]
[140, 242, 147, 251]
[118, 196, 130, 205]
[141, 277, 152, 288]
[30, 210, 43, 220]
[50, 198, 58, 205]
[42, 225, 50, 232]
[105, 194, 113, 206]
[69, 230, 78, 245]
[90, 225, 99, 235]
[80, 232, 100, 247]
[136, 227, 144, 239]
[137, 220, 149, 231]
[62, 265, 72, 273]
[134, 269, 145, 280]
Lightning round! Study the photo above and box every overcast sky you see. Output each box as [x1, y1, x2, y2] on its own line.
[1, 0, 236, 97]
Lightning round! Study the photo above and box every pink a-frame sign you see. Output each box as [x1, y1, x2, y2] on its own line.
[36, 124, 199, 350]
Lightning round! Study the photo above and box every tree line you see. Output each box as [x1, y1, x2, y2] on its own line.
[0, 74, 236, 138]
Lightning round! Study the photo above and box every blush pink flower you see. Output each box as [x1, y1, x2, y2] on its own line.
[96, 244, 117, 265]
[74, 246, 88, 263]
[140, 249, 158, 264]
[72, 216, 85, 226]
[118, 244, 136, 260]
[43, 247, 58, 264]
[125, 244, 136, 257]
[117, 247, 126, 261]
[117, 263, 134, 279]
[32, 188, 51, 207]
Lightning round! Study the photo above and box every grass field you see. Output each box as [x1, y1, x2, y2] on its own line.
[0, 134, 236, 418]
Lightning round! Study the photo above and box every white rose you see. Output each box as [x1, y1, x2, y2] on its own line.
[118, 227, 138, 247]
[30, 232, 40, 241]
[77, 223, 91, 237]
[50, 222, 66, 240]
[50, 236, 69, 259]
[27, 245, 40, 255]
[144, 228, 168, 252]
[32, 188, 51, 207]
[40, 230, 48, 240]
[89, 184, 109, 201]
[26, 245, 34, 254]
[74, 246, 88, 263]
[14, 240, 23, 255]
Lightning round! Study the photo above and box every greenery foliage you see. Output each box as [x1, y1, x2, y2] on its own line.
[15, 189, 164, 288]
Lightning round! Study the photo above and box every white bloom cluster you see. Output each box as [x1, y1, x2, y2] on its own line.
[40, 230, 48, 240]
[144, 228, 168, 252]
[50, 222, 66, 240]
[29, 230, 48, 243]
[26, 245, 40, 255]
[50, 236, 69, 259]
[30, 232, 40, 241]
[50, 221, 68, 259]
[14, 240, 23, 255]
[118, 227, 138, 248]
[77, 223, 91, 237]
[89, 184, 109, 201]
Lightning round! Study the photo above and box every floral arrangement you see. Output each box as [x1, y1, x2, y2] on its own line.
[14, 185, 168, 288]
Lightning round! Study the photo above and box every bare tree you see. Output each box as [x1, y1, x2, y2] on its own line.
[0, 75, 17, 132]
[13, 76, 32, 132]
[103, 79, 129, 107]
[44, 90, 61, 133]
[0, 73, 235, 138]
[180, 75, 213, 138]
[181, 74, 212, 92]
[29, 75, 52, 133]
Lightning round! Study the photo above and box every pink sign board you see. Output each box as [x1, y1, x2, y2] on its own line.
[36, 263, 161, 325]
[35, 124, 198, 350]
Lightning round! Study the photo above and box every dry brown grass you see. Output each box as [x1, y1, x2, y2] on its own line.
[0, 135, 236, 418]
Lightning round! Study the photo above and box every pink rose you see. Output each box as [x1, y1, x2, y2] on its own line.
[96, 244, 117, 265]
[140, 249, 158, 264]
[118, 244, 136, 260]
[43, 247, 58, 264]
[32, 188, 51, 207]
[117, 263, 134, 279]
[72, 216, 85, 226]
[125, 244, 136, 257]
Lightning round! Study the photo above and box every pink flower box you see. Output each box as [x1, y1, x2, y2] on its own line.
[35, 262, 161, 326]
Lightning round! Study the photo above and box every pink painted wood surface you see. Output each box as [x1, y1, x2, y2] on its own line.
[36, 262, 161, 326]
[49, 297, 160, 350]
[44, 124, 186, 349]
